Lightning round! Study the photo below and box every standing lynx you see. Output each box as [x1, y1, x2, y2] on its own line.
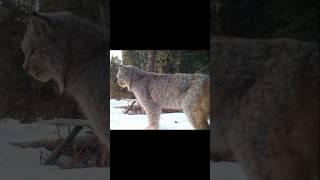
[116, 65, 209, 129]
[21, 12, 109, 164]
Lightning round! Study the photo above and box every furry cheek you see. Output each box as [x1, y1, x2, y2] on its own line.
[117, 81, 126, 88]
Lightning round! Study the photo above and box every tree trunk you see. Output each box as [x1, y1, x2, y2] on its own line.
[146, 50, 157, 72]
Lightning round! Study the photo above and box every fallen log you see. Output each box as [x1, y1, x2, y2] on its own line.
[9, 135, 97, 150]
[113, 104, 182, 114]
[44, 126, 83, 165]
[9, 119, 107, 168]
[124, 101, 136, 114]
[38, 119, 91, 127]
[9, 139, 62, 150]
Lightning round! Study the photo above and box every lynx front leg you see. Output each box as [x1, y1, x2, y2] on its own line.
[141, 102, 161, 129]
[145, 110, 161, 129]
[134, 88, 161, 129]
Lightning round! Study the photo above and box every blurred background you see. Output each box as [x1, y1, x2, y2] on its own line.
[211, 0, 319, 41]
[110, 50, 209, 99]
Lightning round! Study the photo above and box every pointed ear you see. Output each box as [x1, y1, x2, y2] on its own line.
[28, 13, 54, 37]
[116, 63, 126, 69]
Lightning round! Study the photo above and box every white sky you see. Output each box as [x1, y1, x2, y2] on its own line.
[110, 50, 122, 62]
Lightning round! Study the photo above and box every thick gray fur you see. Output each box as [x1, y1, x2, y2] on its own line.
[211, 37, 319, 180]
[117, 65, 209, 129]
[21, 12, 109, 160]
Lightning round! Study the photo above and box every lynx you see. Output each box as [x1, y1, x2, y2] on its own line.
[21, 12, 109, 165]
[211, 37, 319, 180]
[116, 65, 209, 129]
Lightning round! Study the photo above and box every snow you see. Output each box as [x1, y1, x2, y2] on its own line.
[0, 119, 109, 180]
[110, 99, 194, 130]
[111, 99, 248, 180]
[211, 162, 248, 180]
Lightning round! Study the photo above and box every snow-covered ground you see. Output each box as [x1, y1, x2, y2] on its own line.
[210, 162, 248, 180]
[110, 99, 194, 130]
[111, 99, 248, 180]
[0, 119, 109, 180]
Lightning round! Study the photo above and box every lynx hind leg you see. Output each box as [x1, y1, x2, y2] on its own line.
[143, 103, 161, 130]
[182, 95, 209, 129]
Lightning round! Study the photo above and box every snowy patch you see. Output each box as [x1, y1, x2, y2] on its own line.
[110, 99, 194, 130]
[0, 119, 109, 180]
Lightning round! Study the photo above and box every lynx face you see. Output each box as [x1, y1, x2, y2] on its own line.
[21, 14, 67, 94]
[116, 66, 131, 90]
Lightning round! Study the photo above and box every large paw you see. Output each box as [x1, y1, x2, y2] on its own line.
[145, 125, 158, 130]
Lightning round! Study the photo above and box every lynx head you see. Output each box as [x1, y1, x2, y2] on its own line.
[116, 64, 131, 90]
[21, 12, 70, 94]
[116, 64, 143, 91]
